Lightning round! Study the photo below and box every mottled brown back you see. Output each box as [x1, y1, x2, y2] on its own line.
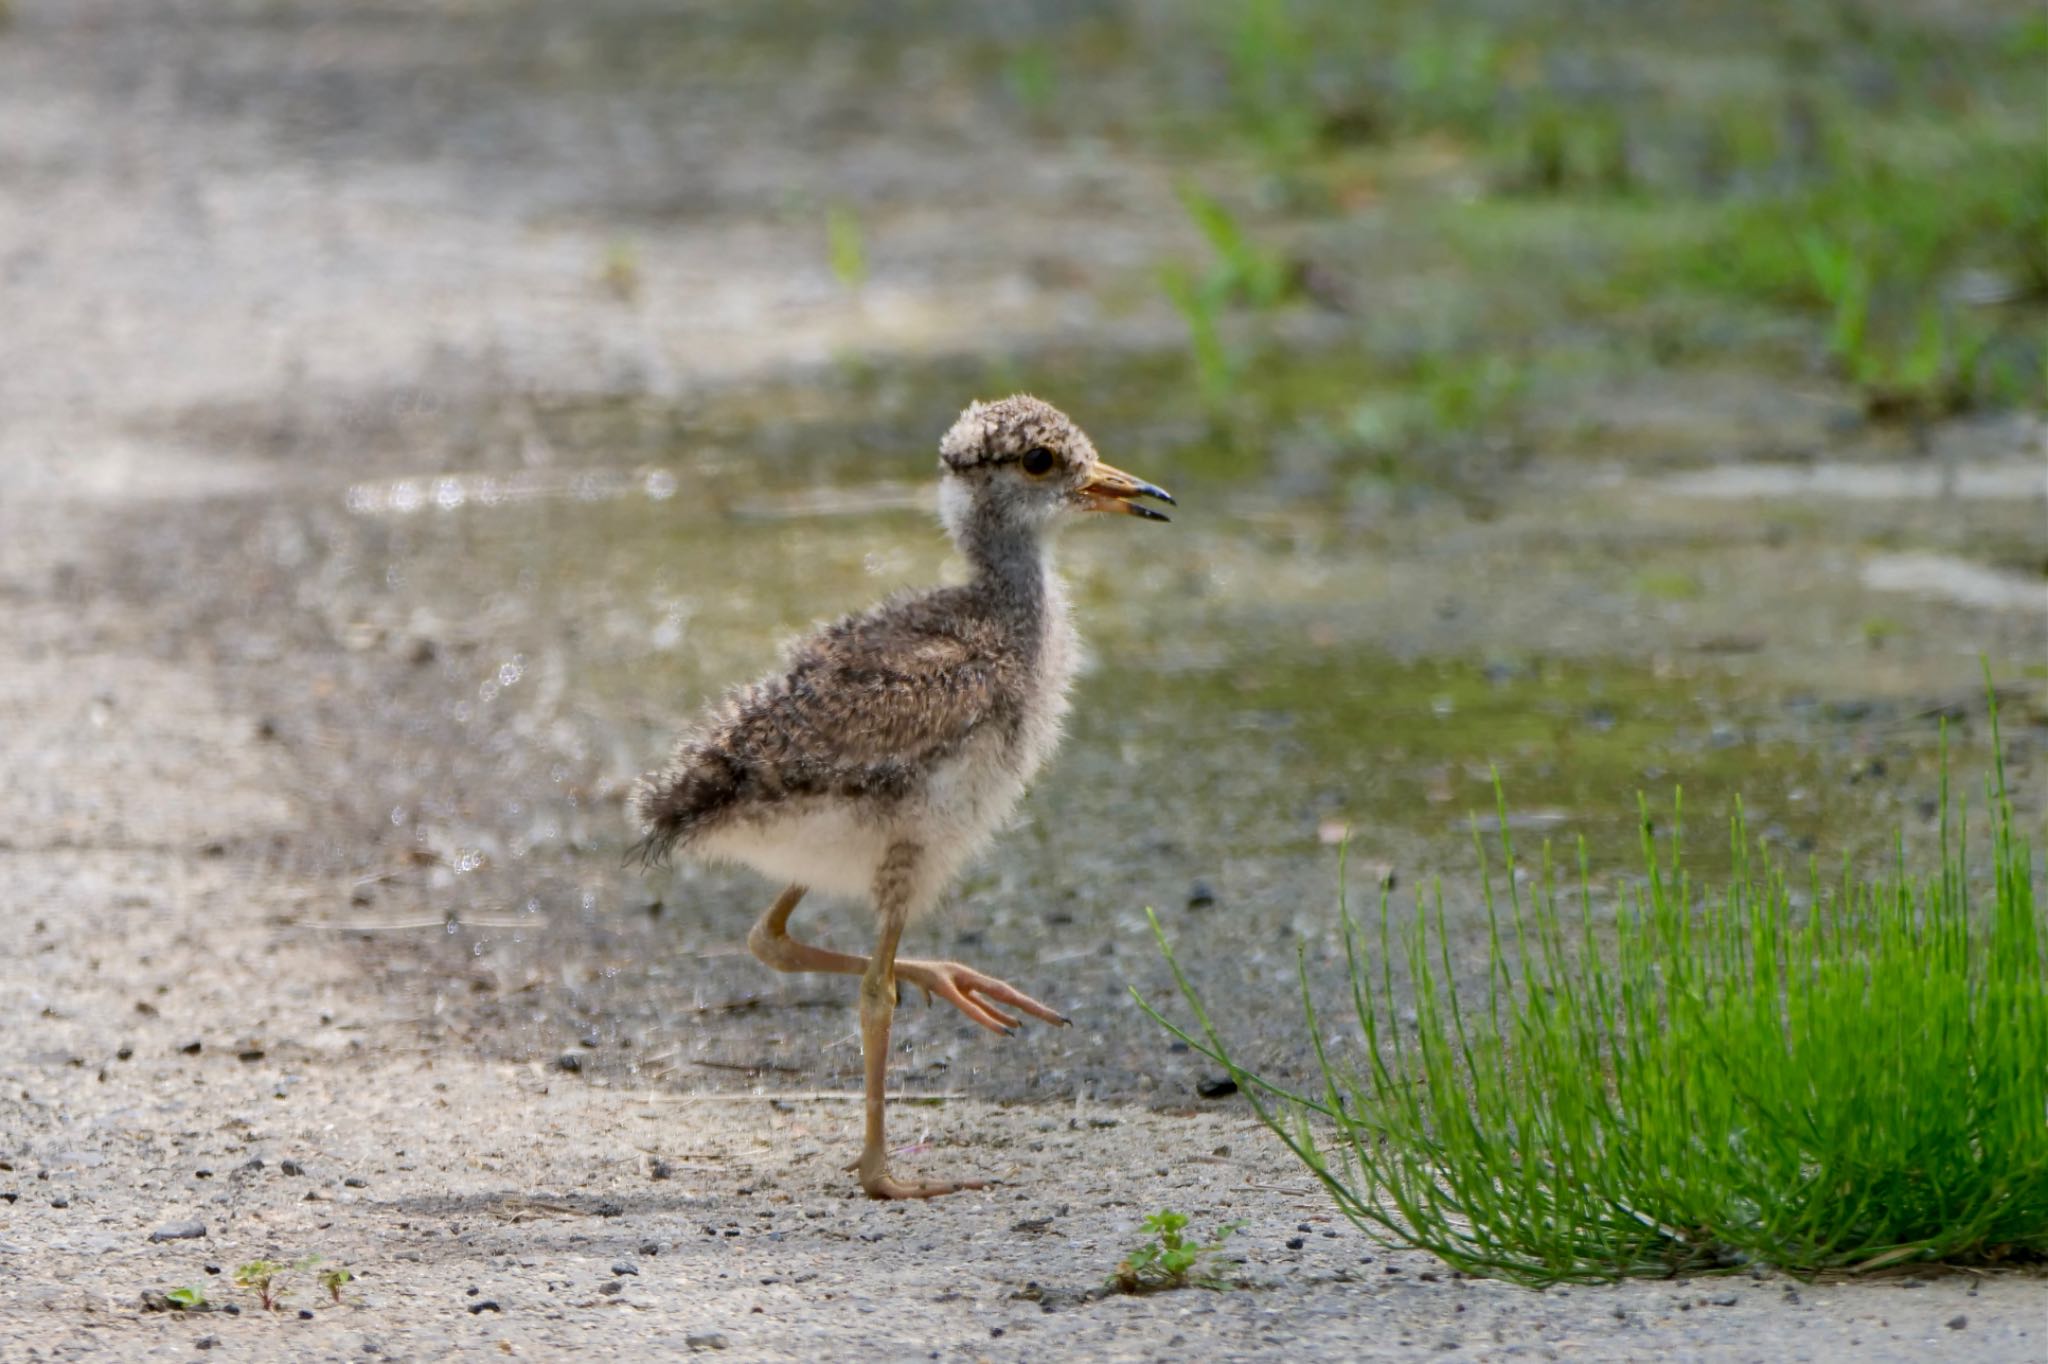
[628, 585, 1035, 866]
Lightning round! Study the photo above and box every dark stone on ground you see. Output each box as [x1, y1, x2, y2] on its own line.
[148, 1220, 205, 1243]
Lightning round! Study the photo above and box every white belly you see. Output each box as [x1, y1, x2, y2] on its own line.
[691, 724, 1052, 915]
[693, 802, 893, 902]
[694, 585, 1080, 915]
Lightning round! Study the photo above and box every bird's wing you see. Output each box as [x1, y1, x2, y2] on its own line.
[734, 613, 1007, 778]
[629, 597, 1015, 865]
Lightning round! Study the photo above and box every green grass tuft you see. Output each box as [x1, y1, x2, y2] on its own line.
[1140, 684, 2045, 1285]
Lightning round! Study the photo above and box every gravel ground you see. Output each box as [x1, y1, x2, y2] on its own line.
[3, 811, 2036, 1361]
[1, 4, 2041, 1359]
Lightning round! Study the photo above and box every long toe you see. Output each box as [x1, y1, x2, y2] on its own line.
[957, 968, 1068, 1027]
[895, 959, 1069, 1034]
[862, 1171, 989, 1200]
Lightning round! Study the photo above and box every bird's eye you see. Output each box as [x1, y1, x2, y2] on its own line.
[1021, 447, 1057, 478]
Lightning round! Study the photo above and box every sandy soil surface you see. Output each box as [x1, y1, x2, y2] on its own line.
[1, 4, 2041, 1360]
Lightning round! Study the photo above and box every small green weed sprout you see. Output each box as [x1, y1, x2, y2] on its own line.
[1802, 230, 1992, 419]
[163, 1286, 207, 1311]
[826, 204, 867, 290]
[1495, 98, 1635, 197]
[1160, 262, 1234, 408]
[234, 1260, 288, 1312]
[1160, 183, 1299, 406]
[1001, 43, 1057, 118]
[1109, 1209, 1245, 1294]
[1215, 0, 1318, 175]
[235, 1254, 344, 1311]
[1140, 680, 2044, 1284]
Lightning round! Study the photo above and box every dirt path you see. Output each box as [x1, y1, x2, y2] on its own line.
[2, 592, 2035, 1361]
[2, 621, 2035, 1363]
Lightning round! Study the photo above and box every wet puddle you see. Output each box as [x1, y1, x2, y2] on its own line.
[140, 357, 2039, 1103]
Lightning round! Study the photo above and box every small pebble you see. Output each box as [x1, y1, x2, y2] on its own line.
[638, 1241, 661, 1257]
[686, 1332, 729, 1351]
[297, 1309, 313, 1320]
[343, 1177, 367, 1188]
[1186, 880, 1217, 908]
[553, 1054, 582, 1073]
[612, 1261, 639, 1277]
[280, 1160, 305, 1177]
[194, 1337, 218, 1351]
[50, 1197, 68, 1209]
[1947, 1315, 1967, 1331]
[149, 1220, 206, 1243]
[1285, 1237, 1305, 1250]
[1195, 1076, 1238, 1099]
[467, 1300, 501, 1315]
[598, 1281, 623, 1297]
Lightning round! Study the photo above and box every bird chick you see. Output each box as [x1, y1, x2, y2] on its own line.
[631, 395, 1173, 1198]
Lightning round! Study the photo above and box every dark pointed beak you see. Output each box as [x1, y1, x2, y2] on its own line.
[1076, 461, 1175, 522]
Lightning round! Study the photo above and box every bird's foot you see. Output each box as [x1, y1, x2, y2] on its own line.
[858, 1167, 989, 1200]
[893, 958, 1069, 1036]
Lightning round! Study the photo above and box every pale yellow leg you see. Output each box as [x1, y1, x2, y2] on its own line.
[852, 844, 986, 1199]
[747, 884, 1069, 1035]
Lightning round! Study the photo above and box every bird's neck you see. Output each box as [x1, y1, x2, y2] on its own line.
[958, 513, 1050, 620]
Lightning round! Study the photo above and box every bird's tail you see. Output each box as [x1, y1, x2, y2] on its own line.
[624, 748, 738, 870]
[625, 772, 686, 869]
